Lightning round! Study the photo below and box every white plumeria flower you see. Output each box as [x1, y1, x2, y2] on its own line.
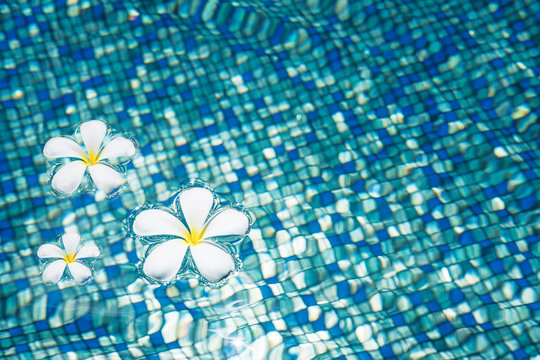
[43, 120, 137, 196]
[129, 184, 252, 285]
[37, 233, 100, 283]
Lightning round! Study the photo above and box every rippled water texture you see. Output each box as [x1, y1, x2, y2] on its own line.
[1, 0, 539, 359]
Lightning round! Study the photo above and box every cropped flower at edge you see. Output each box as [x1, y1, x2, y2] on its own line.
[37, 233, 100, 283]
[43, 120, 137, 196]
[129, 184, 252, 285]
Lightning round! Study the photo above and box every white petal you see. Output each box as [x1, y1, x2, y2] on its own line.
[99, 137, 136, 160]
[68, 262, 92, 282]
[37, 244, 66, 259]
[88, 163, 124, 194]
[51, 160, 87, 195]
[62, 233, 81, 255]
[191, 243, 235, 283]
[142, 239, 188, 282]
[43, 137, 85, 159]
[178, 187, 215, 234]
[203, 208, 250, 240]
[132, 209, 188, 237]
[80, 120, 107, 154]
[42, 260, 67, 283]
[76, 243, 100, 259]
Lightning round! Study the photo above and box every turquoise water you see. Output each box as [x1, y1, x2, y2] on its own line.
[1, 0, 540, 359]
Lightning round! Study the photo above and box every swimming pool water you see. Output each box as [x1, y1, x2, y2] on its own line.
[0, 0, 539, 359]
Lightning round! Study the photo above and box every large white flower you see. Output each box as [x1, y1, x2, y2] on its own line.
[43, 120, 137, 196]
[129, 184, 252, 285]
[37, 233, 100, 283]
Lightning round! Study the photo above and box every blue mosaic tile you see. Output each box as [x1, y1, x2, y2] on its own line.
[0, 0, 539, 358]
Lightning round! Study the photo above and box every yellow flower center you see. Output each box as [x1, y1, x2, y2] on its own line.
[185, 228, 205, 246]
[82, 151, 100, 166]
[64, 253, 76, 263]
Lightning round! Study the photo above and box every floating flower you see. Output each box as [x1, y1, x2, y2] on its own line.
[37, 233, 100, 283]
[43, 120, 137, 196]
[127, 181, 253, 286]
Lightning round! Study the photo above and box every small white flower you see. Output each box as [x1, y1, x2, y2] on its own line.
[129, 183, 252, 285]
[43, 120, 137, 196]
[37, 233, 100, 283]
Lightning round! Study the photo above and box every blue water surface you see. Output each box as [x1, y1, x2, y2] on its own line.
[0, 0, 539, 359]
